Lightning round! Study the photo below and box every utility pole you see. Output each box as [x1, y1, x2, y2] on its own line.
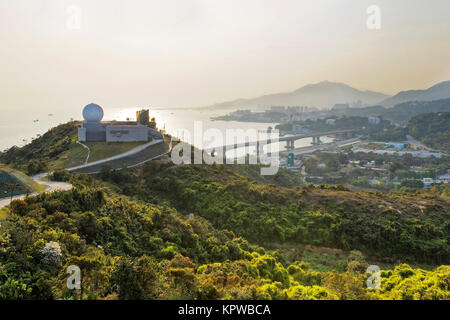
[6, 183, 21, 202]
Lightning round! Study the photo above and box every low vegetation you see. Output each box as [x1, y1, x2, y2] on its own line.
[99, 163, 449, 265]
[0, 171, 448, 300]
[0, 122, 79, 174]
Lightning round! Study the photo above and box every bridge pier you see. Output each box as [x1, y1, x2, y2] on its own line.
[285, 140, 295, 150]
[312, 136, 321, 145]
[257, 141, 264, 156]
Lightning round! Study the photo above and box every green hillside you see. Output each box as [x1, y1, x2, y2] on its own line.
[407, 112, 450, 153]
[0, 169, 448, 300]
[370, 111, 450, 153]
[0, 122, 80, 174]
[0, 122, 150, 174]
[100, 162, 450, 265]
[0, 123, 448, 300]
[382, 99, 450, 125]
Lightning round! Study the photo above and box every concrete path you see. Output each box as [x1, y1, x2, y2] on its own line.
[82, 148, 172, 175]
[67, 139, 163, 172]
[0, 173, 72, 209]
[76, 141, 91, 164]
[69, 139, 170, 174]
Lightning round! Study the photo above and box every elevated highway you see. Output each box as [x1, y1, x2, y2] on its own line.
[203, 129, 355, 153]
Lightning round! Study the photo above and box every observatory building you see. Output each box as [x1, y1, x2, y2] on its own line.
[78, 103, 163, 142]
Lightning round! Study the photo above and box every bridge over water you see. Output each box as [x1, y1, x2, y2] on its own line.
[203, 129, 355, 153]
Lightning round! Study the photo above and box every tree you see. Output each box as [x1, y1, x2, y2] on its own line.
[5, 183, 21, 202]
[40, 241, 63, 267]
[400, 178, 424, 189]
[303, 157, 319, 174]
[112, 257, 145, 300]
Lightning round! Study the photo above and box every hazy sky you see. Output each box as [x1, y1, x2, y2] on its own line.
[1, 0, 450, 110]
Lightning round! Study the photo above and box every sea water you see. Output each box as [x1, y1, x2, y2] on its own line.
[0, 107, 332, 157]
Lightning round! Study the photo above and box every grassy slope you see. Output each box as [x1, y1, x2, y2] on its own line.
[0, 122, 79, 171]
[72, 136, 170, 174]
[0, 121, 153, 171]
[86, 140, 150, 162]
[47, 135, 88, 169]
[49, 134, 149, 169]
[0, 164, 45, 194]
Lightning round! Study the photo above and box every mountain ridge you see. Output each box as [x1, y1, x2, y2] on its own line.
[202, 81, 390, 110]
[380, 81, 450, 107]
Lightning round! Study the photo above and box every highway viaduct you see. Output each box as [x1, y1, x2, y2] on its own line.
[203, 129, 355, 154]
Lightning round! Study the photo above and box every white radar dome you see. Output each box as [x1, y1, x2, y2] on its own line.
[82, 103, 104, 122]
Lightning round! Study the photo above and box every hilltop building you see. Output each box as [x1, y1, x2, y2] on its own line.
[78, 103, 163, 143]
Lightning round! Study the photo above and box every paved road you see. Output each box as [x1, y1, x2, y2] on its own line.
[406, 135, 432, 151]
[70, 139, 170, 174]
[67, 139, 163, 172]
[0, 173, 72, 209]
[0, 139, 170, 209]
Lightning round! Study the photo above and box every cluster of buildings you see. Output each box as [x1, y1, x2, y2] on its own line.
[423, 173, 450, 187]
[268, 106, 309, 122]
[269, 106, 308, 113]
[323, 116, 381, 126]
[331, 101, 364, 110]
[78, 103, 163, 143]
[265, 106, 308, 123]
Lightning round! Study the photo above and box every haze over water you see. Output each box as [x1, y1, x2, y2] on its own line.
[0, 107, 331, 154]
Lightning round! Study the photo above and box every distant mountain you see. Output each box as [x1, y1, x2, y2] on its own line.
[381, 99, 450, 125]
[380, 81, 450, 107]
[204, 81, 390, 110]
[324, 98, 450, 126]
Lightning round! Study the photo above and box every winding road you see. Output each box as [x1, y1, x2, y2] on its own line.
[0, 173, 72, 209]
[0, 139, 172, 210]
